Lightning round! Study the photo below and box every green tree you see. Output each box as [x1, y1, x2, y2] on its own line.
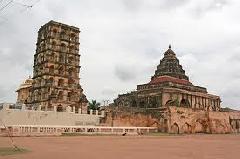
[88, 100, 101, 110]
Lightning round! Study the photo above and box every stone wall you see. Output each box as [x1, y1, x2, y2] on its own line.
[102, 106, 240, 134]
[168, 107, 240, 134]
[0, 105, 103, 127]
[101, 107, 160, 127]
[168, 107, 209, 134]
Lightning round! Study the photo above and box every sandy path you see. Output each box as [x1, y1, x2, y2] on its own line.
[0, 134, 240, 159]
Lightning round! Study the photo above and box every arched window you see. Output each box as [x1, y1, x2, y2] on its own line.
[70, 33, 76, 41]
[58, 91, 64, 100]
[52, 29, 57, 37]
[68, 68, 75, 77]
[49, 65, 54, 74]
[68, 78, 75, 88]
[69, 45, 75, 53]
[60, 43, 67, 52]
[47, 77, 54, 86]
[60, 31, 66, 39]
[68, 92, 75, 101]
[58, 79, 64, 87]
[59, 54, 64, 63]
[52, 41, 56, 49]
[68, 56, 74, 64]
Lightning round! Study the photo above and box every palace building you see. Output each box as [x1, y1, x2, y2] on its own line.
[16, 21, 88, 113]
[111, 46, 240, 134]
[114, 45, 221, 111]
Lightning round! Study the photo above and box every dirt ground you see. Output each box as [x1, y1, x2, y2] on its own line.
[0, 134, 240, 159]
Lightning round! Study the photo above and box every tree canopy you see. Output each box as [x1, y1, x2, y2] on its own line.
[88, 100, 100, 110]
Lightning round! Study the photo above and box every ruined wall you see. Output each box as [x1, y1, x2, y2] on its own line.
[102, 107, 160, 128]
[209, 111, 240, 133]
[168, 107, 240, 134]
[103, 112, 159, 127]
[169, 107, 210, 134]
[102, 106, 240, 134]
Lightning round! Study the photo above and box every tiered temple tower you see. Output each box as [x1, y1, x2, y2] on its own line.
[27, 21, 88, 113]
[115, 45, 221, 111]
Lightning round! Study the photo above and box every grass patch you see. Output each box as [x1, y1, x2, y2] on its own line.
[0, 147, 29, 156]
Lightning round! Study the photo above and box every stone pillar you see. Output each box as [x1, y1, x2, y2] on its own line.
[78, 108, 82, 114]
[53, 106, 57, 112]
[37, 105, 41, 111]
[66, 106, 71, 112]
[90, 109, 93, 115]
[21, 104, 26, 110]
[162, 92, 170, 107]
[190, 95, 193, 108]
[95, 110, 98, 115]
[206, 98, 209, 108]
[73, 106, 75, 113]
[101, 111, 105, 117]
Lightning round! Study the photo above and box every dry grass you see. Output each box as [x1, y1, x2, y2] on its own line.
[0, 147, 29, 156]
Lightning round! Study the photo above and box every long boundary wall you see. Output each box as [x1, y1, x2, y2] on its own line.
[0, 106, 104, 127]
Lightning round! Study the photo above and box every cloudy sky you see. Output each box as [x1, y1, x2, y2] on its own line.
[0, 0, 240, 109]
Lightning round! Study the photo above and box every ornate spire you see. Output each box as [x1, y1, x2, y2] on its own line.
[169, 44, 171, 49]
[152, 45, 189, 80]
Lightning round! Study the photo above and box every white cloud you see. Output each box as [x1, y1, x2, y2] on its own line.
[0, 0, 239, 109]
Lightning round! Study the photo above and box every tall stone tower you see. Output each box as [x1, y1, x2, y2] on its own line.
[28, 20, 88, 113]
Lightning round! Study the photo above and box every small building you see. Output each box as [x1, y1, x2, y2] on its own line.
[16, 76, 33, 104]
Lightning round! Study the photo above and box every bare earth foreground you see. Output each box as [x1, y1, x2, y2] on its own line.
[0, 135, 240, 159]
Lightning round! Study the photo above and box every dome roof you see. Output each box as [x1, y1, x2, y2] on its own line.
[16, 76, 33, 92]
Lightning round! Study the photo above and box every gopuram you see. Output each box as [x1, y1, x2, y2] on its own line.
[16, 21, 88, 113]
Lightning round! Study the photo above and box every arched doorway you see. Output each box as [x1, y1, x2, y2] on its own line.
[182, 123, 192, 133]
[57, 105, 63, 112]
[171, 123, 179, 134]
[195, 120, 205, 133]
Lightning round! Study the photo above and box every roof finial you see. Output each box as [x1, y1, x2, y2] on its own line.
[169, 44, 171, 49]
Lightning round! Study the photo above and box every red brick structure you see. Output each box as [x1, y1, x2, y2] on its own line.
[112, 45, 240, 134]
[115, 45, 221, 111]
